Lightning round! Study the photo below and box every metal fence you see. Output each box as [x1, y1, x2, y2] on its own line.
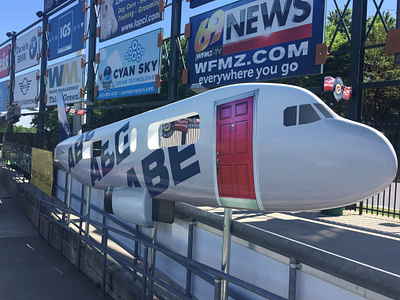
[349, 121, 400, 219]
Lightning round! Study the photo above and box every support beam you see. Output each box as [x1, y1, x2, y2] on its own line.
[347, 0, 367, 122]
[85, 0, 98, 131]
[221, 208, 232, 300]
[38, 13, 48, 135]
[6, 32, 16, 133]
[167, 0, 182, 102]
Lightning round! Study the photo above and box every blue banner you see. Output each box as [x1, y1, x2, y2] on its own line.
[190, 0, 214, 9]
[45, 0, 69, 13]
[187, 0, 324, 88]
[48, 2, 86, 60]
[99, 0, 163, 42]
[0, 80, 8, 112]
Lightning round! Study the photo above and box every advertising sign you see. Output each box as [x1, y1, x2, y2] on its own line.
[187, 0, 324, 88]
[15, 27, 40, 73]
[14, 70, 38, 109]
[99, 0, 163, 42]
[97, 29, 161, 100]
[31, 147, 53, 197]
[0, 45, 10, 79]
[190, 0, 214, 9]
[0, 80, 8, 112]
[48, 2, 86, 60]
[46, 56, 84, 106]
[45, 0, 69, 13]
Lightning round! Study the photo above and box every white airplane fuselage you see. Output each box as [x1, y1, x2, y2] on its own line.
[54, 83, 398, 212]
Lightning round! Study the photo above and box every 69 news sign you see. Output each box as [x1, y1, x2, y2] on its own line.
[187, 0, 325, 88]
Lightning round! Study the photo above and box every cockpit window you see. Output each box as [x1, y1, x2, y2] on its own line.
[284, 103, 326, 127]
[314, 103, 334, 118]
[284, 106, 297, 127]
[299, 104, 321, 125]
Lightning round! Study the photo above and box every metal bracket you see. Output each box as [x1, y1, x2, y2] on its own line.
[289, 263, 301, 270]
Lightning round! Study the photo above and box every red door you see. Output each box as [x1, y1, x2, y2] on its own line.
[216, 97, 258, 210]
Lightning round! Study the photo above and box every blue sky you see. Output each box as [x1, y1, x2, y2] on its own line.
[0, 0, 397, 127]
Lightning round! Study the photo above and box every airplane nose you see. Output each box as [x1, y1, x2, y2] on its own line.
[328, 119, 398, 199]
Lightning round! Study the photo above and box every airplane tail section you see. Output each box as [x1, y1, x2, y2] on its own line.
[56, 91, 71, 142]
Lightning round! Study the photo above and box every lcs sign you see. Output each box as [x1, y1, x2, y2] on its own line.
[48, 2, 86, 60]
[0, 45, 10, 79]
[187, 0, 324, 88]
[46, 56, 84, 106]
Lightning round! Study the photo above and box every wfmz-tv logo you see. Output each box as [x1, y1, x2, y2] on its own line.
[192, 0, 313, 61]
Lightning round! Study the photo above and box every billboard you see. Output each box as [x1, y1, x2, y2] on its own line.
[0, 45, 10, 79]
[0, 80, 8, 112]
[99, 0, 163, 42]
[187, 0, 324, 88]
[31, 147, 53, 197]
[15, 27, 40, 73]
[48, 2, 86, 60]
[97, 29, 162, 100]
[46, 55, 84, 106]
[14, 70, 39, 109]
[45, 0, 69, 13]
[190, 0, 214, 9]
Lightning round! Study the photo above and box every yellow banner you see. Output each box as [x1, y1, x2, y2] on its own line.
[31, 147, 53, 197]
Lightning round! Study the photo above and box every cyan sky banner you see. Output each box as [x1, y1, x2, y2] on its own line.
[99, 0, 163, 42]
[187, 0, 324, 88]
[0, 80, 8, 112]
[48, 2, 86, 60]
[97, 29, 162, 100]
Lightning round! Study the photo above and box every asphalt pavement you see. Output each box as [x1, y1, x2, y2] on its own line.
[0, 181, 111, 300]
[203, 207, 400, 276]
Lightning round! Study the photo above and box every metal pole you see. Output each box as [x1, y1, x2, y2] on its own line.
[147, 222, 158, 299]
[38, 12, 48, 135]
[347, 0, 367, 122]
[85, 185, 91, 242]
[186, 218, 195, 296]
[7, 32, 16, 133]
[167, 0, 182, 102]
[133, 225, 140, 281]
[86, 0, 98, 129]
[221, 208, 232, 300]
[142, 246, 149, 300]
[101, 214, 108, 297]
[288, 257, 299, 300]
[66, 173, 72, 226]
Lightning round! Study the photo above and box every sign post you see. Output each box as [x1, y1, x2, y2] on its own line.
[7, 32, 16, 133]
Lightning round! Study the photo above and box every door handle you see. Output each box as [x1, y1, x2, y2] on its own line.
[216, 158, 220, 175]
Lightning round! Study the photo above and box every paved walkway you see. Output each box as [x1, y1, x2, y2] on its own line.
[0, 182, 111, 300]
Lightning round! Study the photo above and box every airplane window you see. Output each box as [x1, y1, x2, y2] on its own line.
[130, 128, 137, 152]
[314, 103, 334, 118]
[157, 114, 200, 149]
[299, 104, 320, 125]
[284, 106, 297, 127]
[92, 140, 102, 157]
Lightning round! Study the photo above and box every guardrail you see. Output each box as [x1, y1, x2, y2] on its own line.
[44, 168, 290, 300]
